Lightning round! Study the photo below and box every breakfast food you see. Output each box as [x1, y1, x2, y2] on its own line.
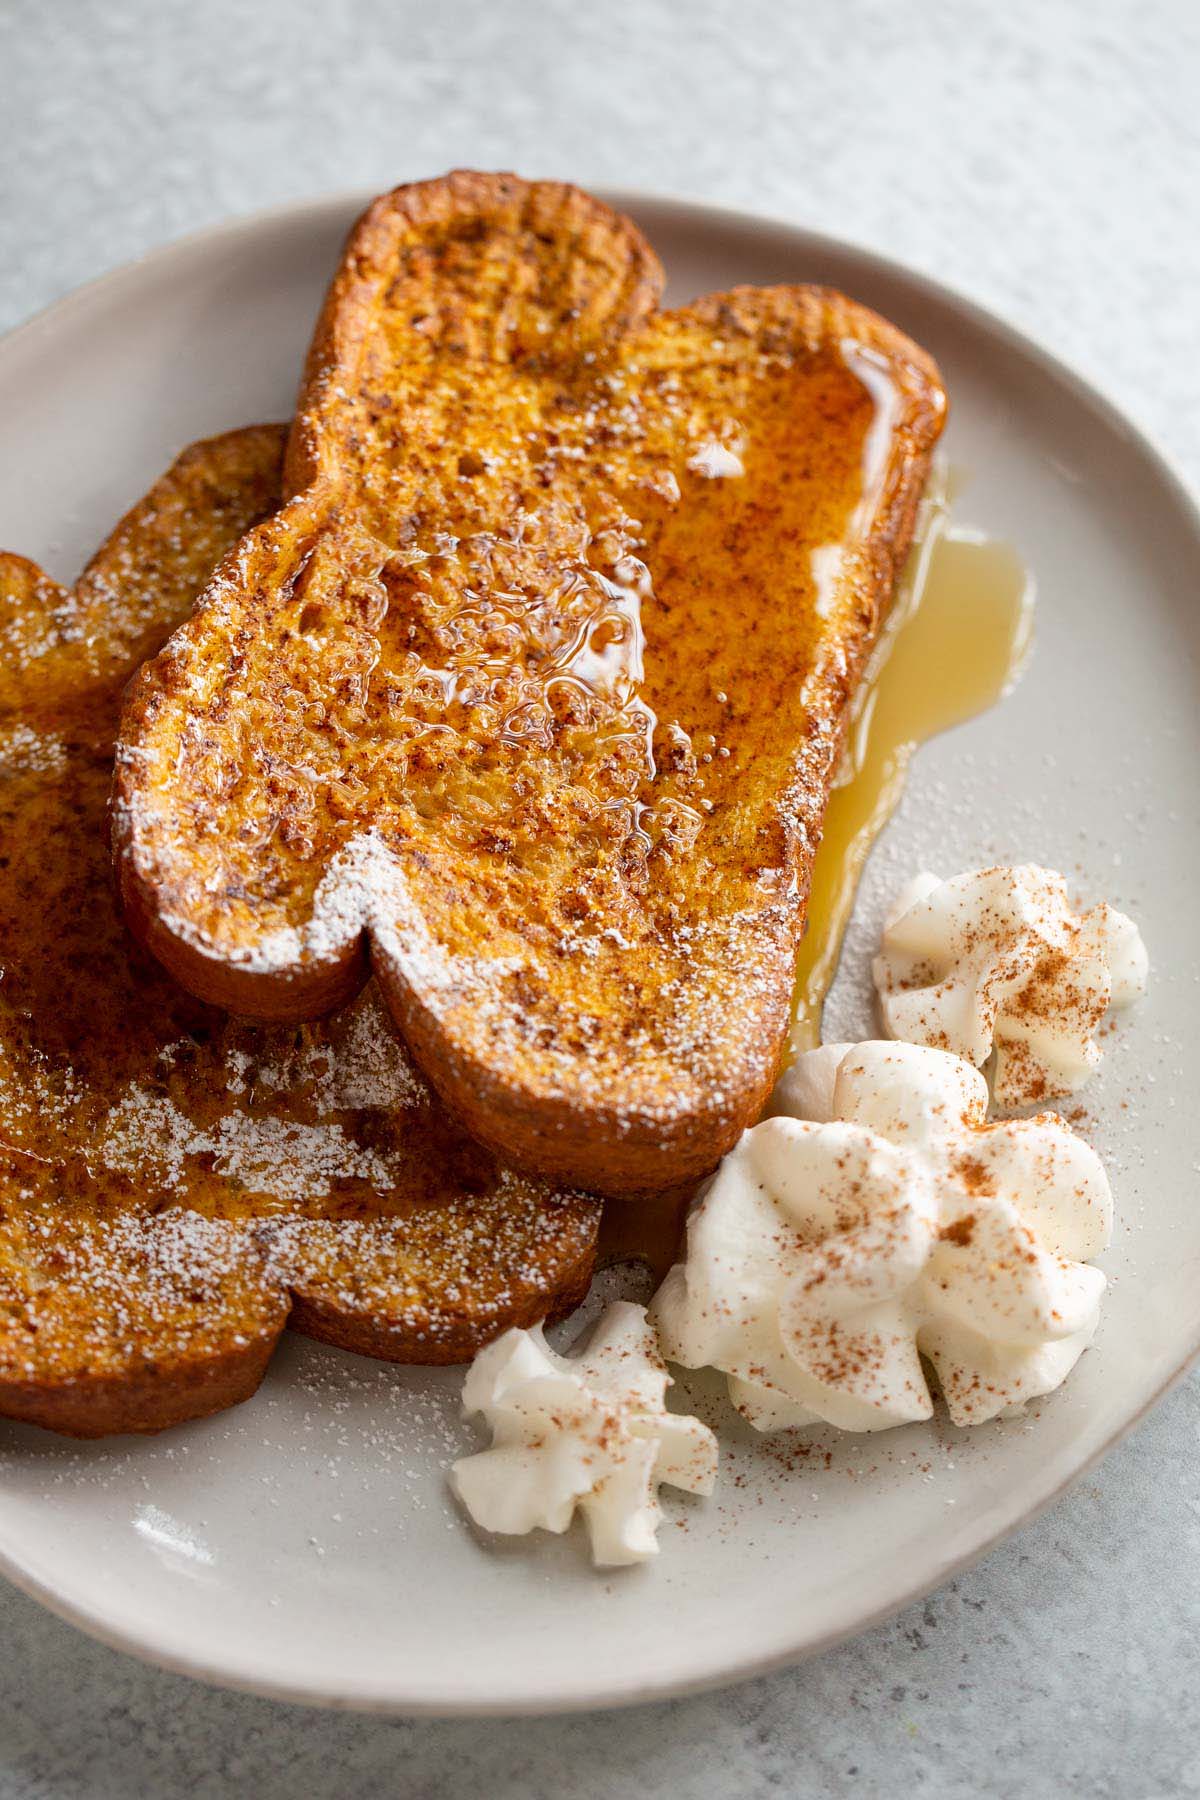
[874, 867, 1147, 1106]
[451, 1302, 716, 1565]
[6, 165, 1140, 1611]
[652, 1041, 1111, 1430]
[0, 428, 600, 1437]
[114, 169, 947, 1198]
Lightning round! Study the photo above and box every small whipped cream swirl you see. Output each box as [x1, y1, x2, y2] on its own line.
[651, 1042, 1111, 1432]
[873, 866, 1147, 1108]
[451, 1302, 717, 1566]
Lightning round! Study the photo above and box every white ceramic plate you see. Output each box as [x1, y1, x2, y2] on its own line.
[0, 191, 1197, 1716]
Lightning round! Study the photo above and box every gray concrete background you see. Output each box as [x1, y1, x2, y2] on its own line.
[1, 0, 1198, 1793]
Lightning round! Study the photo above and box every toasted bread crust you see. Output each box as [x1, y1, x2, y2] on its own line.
[115, 174, 947, 1196]
[0, 1214, 289, 1438]
[0, 427, 599, 1437]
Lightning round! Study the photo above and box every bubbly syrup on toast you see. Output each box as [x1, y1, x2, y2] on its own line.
[601, 478, 1033, 1278]
[155, 336, 884, 948]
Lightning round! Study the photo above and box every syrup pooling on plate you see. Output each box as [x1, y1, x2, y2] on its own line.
[790, 481, 1034, 1050]
[597, 1184, 696, 1284]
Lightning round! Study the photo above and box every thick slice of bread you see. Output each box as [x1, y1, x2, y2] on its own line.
[0, 427, 599, 1437]
[115, 172, 946, 1197]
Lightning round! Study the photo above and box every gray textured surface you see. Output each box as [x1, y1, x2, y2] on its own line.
[0, 0, 1198, 1793]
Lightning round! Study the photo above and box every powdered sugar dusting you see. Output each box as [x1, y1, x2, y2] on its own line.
[0, 721, 69, 776]
[99, 1087, 399, 1202]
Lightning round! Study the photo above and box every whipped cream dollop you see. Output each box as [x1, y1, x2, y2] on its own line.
[651, 1042, 1112, 1432]
[450, 1302, 717, 1566]
[873, 866, 1147, 1108]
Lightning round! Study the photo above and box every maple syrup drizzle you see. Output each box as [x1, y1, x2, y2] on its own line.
[600, 476, 1034, 1278]
[790, 491, 1033, 1052]
[597, 1185, 695, 1284]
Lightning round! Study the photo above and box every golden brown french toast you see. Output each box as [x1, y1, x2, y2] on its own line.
[0, 426, 599, 1437]
[115, 172, 946, 1197]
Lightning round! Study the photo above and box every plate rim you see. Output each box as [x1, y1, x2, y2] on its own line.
[0, 184, 1197, 1716]
[7, 177, 1199, 531]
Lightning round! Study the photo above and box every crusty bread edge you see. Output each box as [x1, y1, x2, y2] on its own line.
[283, 169, 667, 499]
[0, 1323, 286, 1440]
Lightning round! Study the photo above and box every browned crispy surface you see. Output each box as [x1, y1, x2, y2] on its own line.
[115, 172, 947, 1197]
[0, 427, 599, 1437]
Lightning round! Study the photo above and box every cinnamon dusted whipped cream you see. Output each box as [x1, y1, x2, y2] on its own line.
[873, 866, 1147, 1108]
[651, 1042, 1112, 1431]
[451, 1302, 717, 1566]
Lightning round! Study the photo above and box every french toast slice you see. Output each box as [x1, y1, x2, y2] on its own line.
[0, 427, 599, 1437]
[115, 172, 947, 1197]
